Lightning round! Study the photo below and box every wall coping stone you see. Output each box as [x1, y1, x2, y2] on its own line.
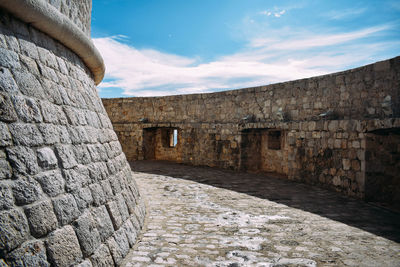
[0, 0, 105, 85]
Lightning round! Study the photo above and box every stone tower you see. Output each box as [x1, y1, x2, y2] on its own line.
[0, 0, 145, 266]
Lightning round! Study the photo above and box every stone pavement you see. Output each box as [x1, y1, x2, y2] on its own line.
[123, 161, 400, 267]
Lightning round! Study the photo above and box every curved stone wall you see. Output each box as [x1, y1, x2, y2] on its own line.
[103, 57, 400, 204]
[45, 0, 92, 36]
[0, 4, 145, 267]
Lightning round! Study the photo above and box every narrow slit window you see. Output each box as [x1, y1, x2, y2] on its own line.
[168, 129, 178, 147]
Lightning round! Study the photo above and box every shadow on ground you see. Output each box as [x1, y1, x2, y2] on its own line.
[130, 160, 400, 243]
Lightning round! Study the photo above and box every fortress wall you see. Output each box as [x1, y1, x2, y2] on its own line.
[103, 57, 400, 203]
[45, 0, 92, 36]
[0, 3, 144, 267]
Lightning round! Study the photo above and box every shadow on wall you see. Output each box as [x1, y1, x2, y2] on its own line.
[130, 160, 400, 243]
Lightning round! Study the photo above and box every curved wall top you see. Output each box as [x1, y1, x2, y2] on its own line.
[0, 0, 105, 85]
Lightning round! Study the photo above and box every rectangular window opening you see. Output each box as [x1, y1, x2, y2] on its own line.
[268, 130, 281, 150]
[169, 129, 178, 147]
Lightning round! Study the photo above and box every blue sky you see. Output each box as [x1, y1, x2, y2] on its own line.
[92, 0, 400, 98]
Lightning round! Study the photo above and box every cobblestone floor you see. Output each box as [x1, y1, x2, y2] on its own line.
[123, 161, 400, 267]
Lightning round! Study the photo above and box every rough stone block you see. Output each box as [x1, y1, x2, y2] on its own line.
[0, 209, 29, 252]
[12, 176, 42, 205]
[41, 79, 64, 105]
[52, 193, 80, 225]
[57, 125, 72, 144]
[90, 244, 114, 267]
[122, 190, 136, 215]
[46, 225, 83, 267]
[92, 206, 114, 242]
[106, 236, 123, 266]
[34, 170, 64, 197]
[0, 47, 20, 69]
[11, 95, 43, 123]
[123, 219, 138, 247]
[6, 146, 39, 174]
[106, 201, 123, 230]
[0, 92, 18, 122]
[24, 200, 58, 237]
[73, 187, 93, 210]
[63, 165, 90, 193]
[12, 70, 45, 99]
[38, 124, 61, 145]
[73, 145, 92, 165]
[37, 147, 58, 170]
[72, 211, 101, 257]
[5, 240, 50, 267]
[89, 183, 105, 206]
[113, 228, 130, 258]
[55, 145, 78, 169]
[109, 175, 122, 195]
[76, 260, 93, 267]
[18, 38, 39, 60]
[68, 126, 90, 144]
[0, 182, 13, 210]
[0, 121, 12, 146]
[87, 145, 101, 162]
[0, 67, 18, 94]
[0, 159, 12, 179]
[8, 123, 44, 146]
[117, 194, 129, 222]
[101, 180, 114, 200]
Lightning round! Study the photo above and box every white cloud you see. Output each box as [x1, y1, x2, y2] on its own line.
[325, 8, 367, 20]
[260, 9, 286, 18]
[94, 24, 395, 97]
[249, 25, 389, 49]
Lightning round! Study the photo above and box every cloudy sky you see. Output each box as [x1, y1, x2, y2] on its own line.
[92, 0, 400, 98]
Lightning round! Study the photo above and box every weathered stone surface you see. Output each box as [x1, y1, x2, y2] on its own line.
[36, 147, 58, 170]
[0, 48, 20, 69]
[101, 180, 114, 200]
[8, 123, 44, 146]
[12, 70, 45, 99]
[0, 67, 18, 94]
[34, 170, 64, 197]
[90, 244, 114, 267]
[89, 183, 106, 206]
[122, 219, 137, 247]
[73, 187, 93, 210]
[106, 201, 123, 230]
[0, 92, 18, 122]
[63, 165, 90, 193]
[0, 159, 12, 179]
[121, 190, 136, 214]
[38, 124, 61, 145]
[6, 146, 39, 175]
[113, 228, 130, 258]
[24, 200, 58, 237]
[5, 240, 50, 267]
[46, 225, 83, 267]
[123, 165, 400, 267]
[0, 122, 12, 146]
[106, 236, 123, 266]
[0, 6, 144, 265]
[0, 182, 14, 210]
[73, 211, 102, 257]
[11, 95, 43, 123]
[52, 193, 80, 225]
[0, 209, 29, 252]
[76, 260, 93, 267]
[12, 176, 42, 205]
[116, 194, 129, 222]
[55, 145, 78, 169]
